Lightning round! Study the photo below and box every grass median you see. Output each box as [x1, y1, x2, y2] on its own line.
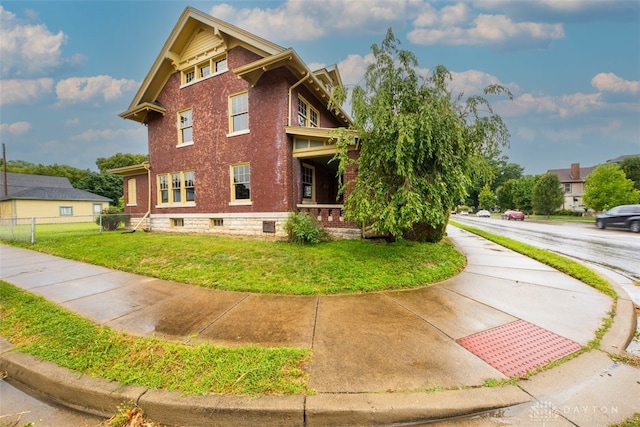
[450, 221, 617, 298]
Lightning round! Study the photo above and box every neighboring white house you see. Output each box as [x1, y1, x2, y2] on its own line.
[547, 163, 595, 211]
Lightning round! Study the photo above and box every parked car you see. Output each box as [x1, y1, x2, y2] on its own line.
[476, 210, 491, 218]
[501, 210, 525, 220]
[595, 204, 640, 232]
[459, 211, 469, 216]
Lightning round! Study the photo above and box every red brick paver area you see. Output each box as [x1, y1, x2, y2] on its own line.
[457, 319, 582, 377]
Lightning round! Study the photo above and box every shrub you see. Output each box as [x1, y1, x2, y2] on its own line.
[284, 212, 329, 244]
[96, 207, 130, 231]
[554, 209, 583, 217]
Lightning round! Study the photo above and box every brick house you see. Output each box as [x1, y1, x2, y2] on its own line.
[547, 163, 596, 212]
[112, 7, 359, 238]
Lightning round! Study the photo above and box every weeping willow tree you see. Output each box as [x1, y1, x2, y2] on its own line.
[331, 29, 512, 242]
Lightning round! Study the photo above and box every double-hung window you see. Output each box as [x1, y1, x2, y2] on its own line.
[231, 163, 251, 203]
[298, 97, 319, 128]
[229, 92, 249, 134]
[302, 164, 315, 201]
[178, 109, 193, 145]
[157, 171, 195, 206]
[159, 175, 169, 203]
[172, 173, 182, 203]
[184, 171, 195, 202]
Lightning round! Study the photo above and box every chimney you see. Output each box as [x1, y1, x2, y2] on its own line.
[570, 163, 580, 180]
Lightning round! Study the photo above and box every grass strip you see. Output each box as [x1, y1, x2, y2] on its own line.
[5, 230, 464, 295]
[0, 281, 309, 396]
[450, 221, 617, 298]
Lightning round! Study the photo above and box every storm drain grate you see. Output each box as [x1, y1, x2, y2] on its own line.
[456, 319, 581, 377]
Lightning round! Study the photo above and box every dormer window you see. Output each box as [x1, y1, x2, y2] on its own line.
[199, 64, 211, 78]
[184, 70, 195, 84]
[181, 54, 227, 86]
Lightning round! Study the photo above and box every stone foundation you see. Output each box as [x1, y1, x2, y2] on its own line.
[147, 213, 361, 240]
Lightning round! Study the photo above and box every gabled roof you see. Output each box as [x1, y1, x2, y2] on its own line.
[607, 154, 640, 164]
[120, 6, 350, 126]
[120, 6, 284, 124]
[547, 166, 596, 183]
[0, 172, 110, 202]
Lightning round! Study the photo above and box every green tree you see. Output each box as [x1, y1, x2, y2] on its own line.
[76, 172, 123, 206]
[332, 29, 511, 242]
[620, 156, 640, 190]
[583, 163, 640, 211]
[496, 179, 517, 211]
[95, 152, 148, 173]
[5, 160, 91, 187]
[532, 173, 564, 217]
[478, 184, 495, 210]
[467, 156, 523, 209]
[512, 175, 537, 214]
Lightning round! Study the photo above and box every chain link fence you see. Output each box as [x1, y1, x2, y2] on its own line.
[0, 214, 130, 244]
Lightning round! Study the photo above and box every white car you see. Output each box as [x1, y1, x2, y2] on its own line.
[476, 210, 491, 218]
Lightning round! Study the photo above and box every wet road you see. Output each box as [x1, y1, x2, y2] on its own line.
[452, 216, 640, 281]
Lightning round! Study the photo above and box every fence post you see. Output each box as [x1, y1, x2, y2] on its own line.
[99, 214, 103, 234]
[31, 217, 35, 244]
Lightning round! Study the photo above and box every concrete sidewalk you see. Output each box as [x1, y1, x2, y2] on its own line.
[0, 226, 638, 426]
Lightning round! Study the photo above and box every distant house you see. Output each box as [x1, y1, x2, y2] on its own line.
[112, 7, 359, 238]
[606, 154, 640, 164]
[0, 172, 110, 222]
[547, 163, 596, 211]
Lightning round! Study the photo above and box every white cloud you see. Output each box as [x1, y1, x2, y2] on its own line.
[448, 69, 520, 97]
[65, 118, 80, 127]
[336, 53, 376, 87]
[210, 0, 423, 42]
[408, 10, 564, 47]
[0, 121, 32, 136]
[591, 73, 640, 95]
[0, 5, 84, 77]
[55, 75, 138, 104]
[71, 127, 144, 142]
[495, 91, 602, 118]
[0, 78, 54, 105]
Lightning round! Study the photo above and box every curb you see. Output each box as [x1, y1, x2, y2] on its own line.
[0, 348, 531, 426]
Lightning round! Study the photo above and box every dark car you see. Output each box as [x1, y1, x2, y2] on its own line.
[595, 204, 640, 232]
[501, 209, 525, 220]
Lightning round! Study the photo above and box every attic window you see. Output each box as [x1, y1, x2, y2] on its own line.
[181, 54, 228, 87]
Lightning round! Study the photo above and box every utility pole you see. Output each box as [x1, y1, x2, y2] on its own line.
[2, 143, 7, 196]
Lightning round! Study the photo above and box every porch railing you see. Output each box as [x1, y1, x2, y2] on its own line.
[296, 204, 357, 229]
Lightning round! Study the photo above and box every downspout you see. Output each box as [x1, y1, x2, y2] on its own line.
[288, 72, 309, 126]
[145, 162, 151, 230]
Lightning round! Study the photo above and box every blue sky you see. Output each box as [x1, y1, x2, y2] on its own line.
[1, 0, 638, 175]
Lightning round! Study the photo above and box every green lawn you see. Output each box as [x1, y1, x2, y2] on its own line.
[4, 230, 465, 295]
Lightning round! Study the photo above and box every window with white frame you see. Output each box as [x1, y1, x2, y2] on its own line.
[178, 109, 193, 145]
[157, 171, 195, 206]
[229, 92, 249, 134]
[298, 96, 319, 128]
[563, 183, 571, 193]
[60, 206, 73, 216]
[302, 164, 315, 201]
[231, 163, 251, 202]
